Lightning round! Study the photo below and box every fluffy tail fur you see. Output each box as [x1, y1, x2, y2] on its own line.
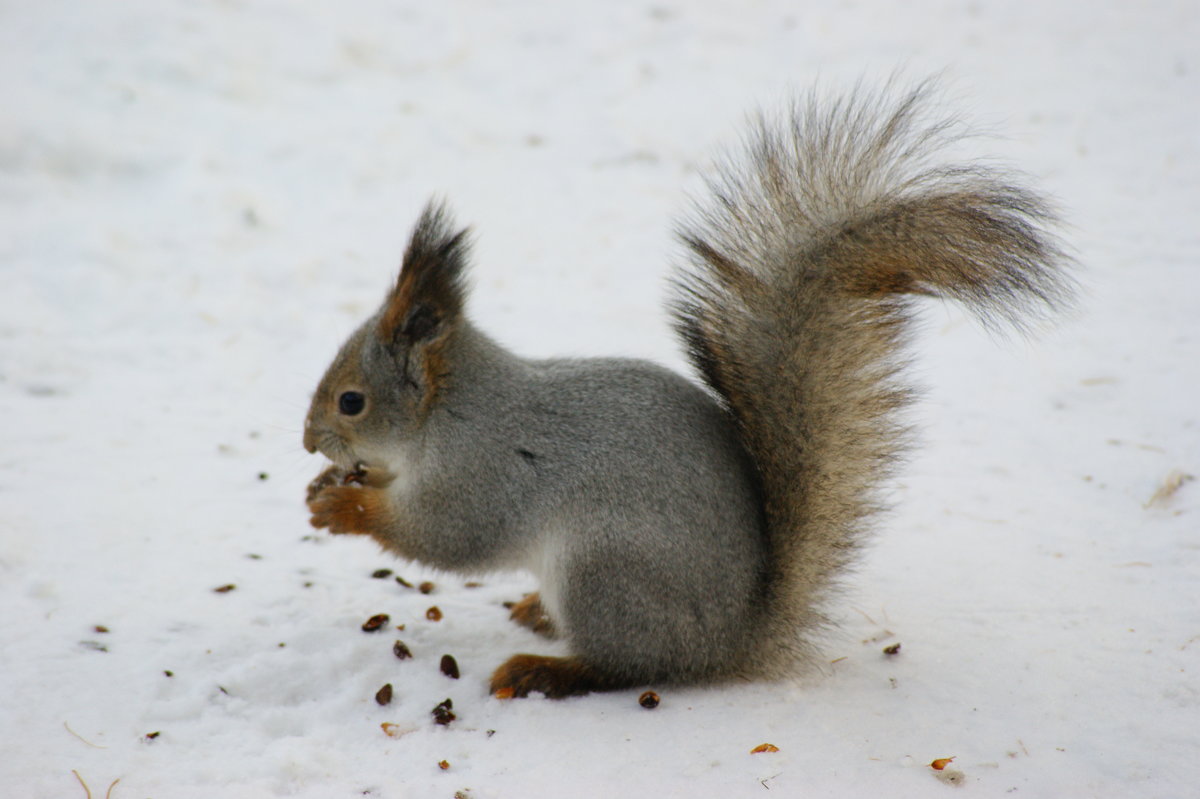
[670, 82, 1075, 675]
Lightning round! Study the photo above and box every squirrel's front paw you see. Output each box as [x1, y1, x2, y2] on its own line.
[305, 464, 350, 504]
[306, 467, 393, 535]
[308, 485, 387, 535]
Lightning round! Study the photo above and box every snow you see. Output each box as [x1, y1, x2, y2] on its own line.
[2, 1, 1197, 796]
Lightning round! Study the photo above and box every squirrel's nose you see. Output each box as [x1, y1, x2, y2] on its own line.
[302, 420, 318, 454]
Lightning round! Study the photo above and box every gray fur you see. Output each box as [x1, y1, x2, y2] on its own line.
[308, 320, 767, 684]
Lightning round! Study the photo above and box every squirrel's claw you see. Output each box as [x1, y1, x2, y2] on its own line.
[305, 464, 347, 504]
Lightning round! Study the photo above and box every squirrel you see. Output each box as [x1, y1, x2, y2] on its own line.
[303, 82, 1074, 699]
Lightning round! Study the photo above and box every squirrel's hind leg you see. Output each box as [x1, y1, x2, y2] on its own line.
[507, 592, 556, 637]
[490, 654, 631, 699]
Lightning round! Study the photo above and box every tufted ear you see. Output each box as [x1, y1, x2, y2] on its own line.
[379, 201, 470, 348]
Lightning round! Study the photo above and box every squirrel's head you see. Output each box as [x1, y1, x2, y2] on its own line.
[304, 202, 470, 469]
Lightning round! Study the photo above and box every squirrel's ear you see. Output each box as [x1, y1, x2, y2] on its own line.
[379, 201, 470, 348]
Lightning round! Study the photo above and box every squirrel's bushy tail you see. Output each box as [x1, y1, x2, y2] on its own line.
[670, 82, 1075, 675]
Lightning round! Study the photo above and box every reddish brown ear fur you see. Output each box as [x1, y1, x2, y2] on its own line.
[379, 201, 470, 346]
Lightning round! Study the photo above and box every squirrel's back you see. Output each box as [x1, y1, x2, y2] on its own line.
[671, 81, 1075, 675]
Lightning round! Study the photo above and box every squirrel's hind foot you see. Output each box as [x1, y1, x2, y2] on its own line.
[490, 654, 627, 699]
[507, 592, 556, 637]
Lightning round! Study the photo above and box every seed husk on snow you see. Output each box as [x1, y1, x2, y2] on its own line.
[375, 683, 393, 706]
[638, 690, 660, 709]
[431, 698, 456, 726]
[362, 613, 390, 632]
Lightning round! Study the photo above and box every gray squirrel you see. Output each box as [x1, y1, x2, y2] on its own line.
[303, 83, 1074, 698]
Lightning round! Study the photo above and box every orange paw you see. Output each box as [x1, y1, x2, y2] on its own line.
[489, 654, 615, 699]
[508, 592, 556, 637]
[308, 484, 392, 536]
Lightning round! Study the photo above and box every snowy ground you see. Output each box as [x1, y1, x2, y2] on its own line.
[2, 1, 1197, 797]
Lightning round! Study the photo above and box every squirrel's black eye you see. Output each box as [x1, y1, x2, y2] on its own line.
[338, 391, 366, 416]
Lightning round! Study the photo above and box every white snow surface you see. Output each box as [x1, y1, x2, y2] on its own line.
[2, 1, 1197, 797]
